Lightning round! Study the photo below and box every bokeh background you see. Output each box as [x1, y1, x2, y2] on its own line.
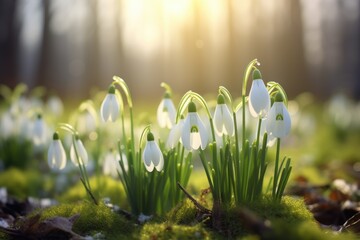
[1, 0, 360, 101]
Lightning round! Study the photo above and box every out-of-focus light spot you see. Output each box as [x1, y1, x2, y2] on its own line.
[196, 40, 204, 49]
[89, 132, 98, 141]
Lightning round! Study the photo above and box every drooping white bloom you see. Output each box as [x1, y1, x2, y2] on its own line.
[48, 132, 67, 170]
[248, 69, 270, 118]
[70, 135, 88, 166]
[0, 111, 14, 139]
[47, 96, 64, 117]
[143, 132, 164, 172]
[33, 114, 48, 146]
[181, 102, 208, 151]
[166, 116, 184, 149]
[157, 92, 176, 129]
[213, 94, 234, 137]
[266, 94, 291, 138]
[100, 85, 119, 122]
[76, 110, 97, 135]
[103, 150, 128, 178]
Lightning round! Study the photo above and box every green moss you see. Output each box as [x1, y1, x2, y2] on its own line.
[0, 168, 43, 199]
[39, 201, 134, 239]
[248, 196, 313, 223]
[59, 176, 128, 209]
[268, 221, 356, 240]
[140, 223, 212, 240]
[167, 199, 197, 225]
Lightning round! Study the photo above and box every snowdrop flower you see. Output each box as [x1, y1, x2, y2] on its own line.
[33, 114, 48, 146]
[213, 94, 234, 136]
[76, 110, 97, 135]
[166, 115, 184, 149]
[100, 85, 119, 122]
[103, 149, 128, 178]
[48, 132, 66, 170]
[157, 92, 176, 129]
[0, 111, 14, 139]
[249, 69, 270, 118]
[266, 93, 291, 138]
[46, 96, 64, 117]
[181, 102, 208, 151]
[143, 132, 164, 172]
[70, 134, 88, 166]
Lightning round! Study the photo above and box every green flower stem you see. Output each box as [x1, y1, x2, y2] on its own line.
[57, 123, 97, 205]
[272, 138, 281, 199]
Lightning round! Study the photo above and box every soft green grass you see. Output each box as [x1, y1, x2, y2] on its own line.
[0, 168, 44, 199]
[59, 175, 128, 209]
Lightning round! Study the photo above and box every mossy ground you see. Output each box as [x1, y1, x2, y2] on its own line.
[0, 169, 357, 239]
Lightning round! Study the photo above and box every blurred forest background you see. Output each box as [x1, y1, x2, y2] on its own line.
[0, 0, 359, 101]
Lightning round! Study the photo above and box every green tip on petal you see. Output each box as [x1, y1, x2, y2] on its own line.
[74, 133, 80, 140]
[53, 132, 60, 140]
[180, 114, 185, 120]
[164, 92, 171, 98]
[274, 92, 284, 102]
[108, 85, 116, 94]
[217, 94, 225, 104]
[252, 69, 262, 80]
[37, 113, 42, 119]
[147, 132, 155, 141]
[188, 102, 197, 113]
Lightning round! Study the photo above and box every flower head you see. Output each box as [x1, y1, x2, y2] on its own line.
[33, 114, 48, 146]
[157, 92, 176, 129]
[266, 93, 291, 138]
[213, 94, 234, 136]
[48, 132, 66, 170]
[143, 132, 164, 172]
[100, 85, 119, 122]
[181, 102, 208, 150]
[70, 134, 88, 166]
[249, 69, 270, 118]
[103, 149, 128, 178]
[166, 115, 184, 149]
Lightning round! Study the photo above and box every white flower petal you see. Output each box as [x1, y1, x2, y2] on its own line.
[143, 142, 155, 172]
[249, 80, 270, 118]
[100, 94, 111, 122]
[181, 116, 192, 150]
[214, 104, 234, 136]
[101, 93, 119, 122]
[157, 99, 176, 129]
[213, 105, 223, 135]
[166, 119, 183, 148]
[48, 140, 66, 170]
[196, 118, 209, 150]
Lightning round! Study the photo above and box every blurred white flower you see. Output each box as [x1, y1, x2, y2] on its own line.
[76, 110, 97, 135]
[181, 102, 208, 151]
[103, 149, 128, 177]
[70, 136, 88, 166]
[47, 96, 64, 117]
[213, 94, 234, 137]
[33, 114, 48, 146]
[48, 132, 66, 170]
[0, 111, 14, 139]
[100, 85, 119, 122]
[248, 69, 270, 119]
[157, 92, 176, 129]
[143, 132, 164, 172]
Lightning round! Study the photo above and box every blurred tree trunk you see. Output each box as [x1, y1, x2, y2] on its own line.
[36, 0, 51, 90]
[0, 0, 19, 88]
